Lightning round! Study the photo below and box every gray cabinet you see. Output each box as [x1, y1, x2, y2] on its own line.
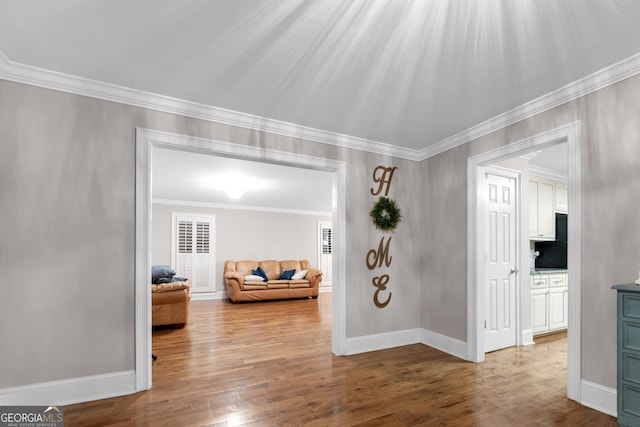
[612, 284, 640, 426]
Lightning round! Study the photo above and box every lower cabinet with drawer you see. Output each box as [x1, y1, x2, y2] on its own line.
[612, 284, 640, 426]
[531, 272, 568, 336]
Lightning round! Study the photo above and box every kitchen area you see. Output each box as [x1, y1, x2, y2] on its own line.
[529, 173, 569, 336]
[489, 142, 569, 344]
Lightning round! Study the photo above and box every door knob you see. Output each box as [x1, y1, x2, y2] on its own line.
[510, 268, 519, 275]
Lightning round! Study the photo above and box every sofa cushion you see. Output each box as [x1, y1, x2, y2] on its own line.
[152, 280, 190, 293]
[252, 267, 269, 281]
[259, 260, 280, 279]
[279, 269, 296, 280]
[292, 269, 308, 280]
[289, 281, 311, 288]
[236, 260, 259, 275]
[267, 282, 289, 289]
[244, 284, 268, 290]
[280, 260, 302, 272]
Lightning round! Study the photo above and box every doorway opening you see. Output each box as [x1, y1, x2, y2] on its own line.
[135, 128, 347, 391]
[467, 121, 582, 402]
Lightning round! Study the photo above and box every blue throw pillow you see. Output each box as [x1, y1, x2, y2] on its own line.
[279, 269, 296, 280]
[152, 265, 176, 283]
[252, 266, 269, 281]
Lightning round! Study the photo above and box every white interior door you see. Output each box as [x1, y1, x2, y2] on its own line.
[484, 171, 518, 353]
[318, 221, 332, 287]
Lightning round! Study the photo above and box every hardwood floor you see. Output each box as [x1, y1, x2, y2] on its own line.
[66, 294, 615, 426]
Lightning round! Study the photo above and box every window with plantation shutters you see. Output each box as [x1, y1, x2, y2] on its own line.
[196, 222, 209, 253]
[172, 213, 216, 293]
[322, 227, 332, 255]
[178, 221, 193, 254]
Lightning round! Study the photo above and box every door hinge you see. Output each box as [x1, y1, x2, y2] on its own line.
[484, 320, 487, 329]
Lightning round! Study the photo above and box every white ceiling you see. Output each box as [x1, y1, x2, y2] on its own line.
[1, 1, 637, 209]
[152, 148, 334, 213]
[2, 1, 640, 151]
[528, 143, 568, 179]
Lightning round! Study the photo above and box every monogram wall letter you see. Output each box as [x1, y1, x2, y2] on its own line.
[372, 274, 391, 308]
[366, 237, 393, 270]
[370, 166, 397, 196]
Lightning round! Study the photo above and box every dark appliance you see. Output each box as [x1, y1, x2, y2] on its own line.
[535, 213, 568, 269]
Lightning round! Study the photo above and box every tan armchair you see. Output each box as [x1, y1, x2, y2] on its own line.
[152, 280, 191, 327]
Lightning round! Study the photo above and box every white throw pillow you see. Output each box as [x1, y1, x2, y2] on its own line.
[292, 269, 308, 280]
[244, 274, 265, 281]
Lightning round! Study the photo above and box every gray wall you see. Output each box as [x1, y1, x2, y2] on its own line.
[151, 203, 331, 292]
[421, 73, 640, 388]
[2, 70, 638, 395]
[345, 152, 423, 338]
[0, 79, 420, 389]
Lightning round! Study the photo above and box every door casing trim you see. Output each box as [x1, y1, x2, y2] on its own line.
[135, 127, 347, 391]
[467, 121, 581, 402]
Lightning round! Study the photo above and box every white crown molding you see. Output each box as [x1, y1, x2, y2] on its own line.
[519, 151, 540, 161]
[419, 52, 640, 160]
[152, 198, 332, 217]
[529, 165, 568, 182]
[2, 49, 640, 162]
[0, 50, 421, 161]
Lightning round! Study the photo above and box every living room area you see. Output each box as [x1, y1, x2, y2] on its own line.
[150, 146, 335, 306]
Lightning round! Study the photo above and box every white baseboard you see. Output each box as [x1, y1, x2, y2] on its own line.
[580, 379, 617, 417]
[0, 371, 136, 406]
[521, 329, 535, 346]
[319, 286, 332, 293]
[345, 328, 422, 355]
[344, 328, 468, 361]
[190, 291, 225, 301]
[421, 329, 468, 360]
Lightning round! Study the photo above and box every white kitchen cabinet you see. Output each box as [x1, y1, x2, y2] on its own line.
[548, 286, 569, 330]
[531, 288, 549, 334]
[555, 182, 568, 213]
[530, 272, 568, 336]
[529, 177, 555, 241]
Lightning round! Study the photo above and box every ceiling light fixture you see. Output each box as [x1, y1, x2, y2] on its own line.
[223, 184, 246, 200]
[201, 171, 268, 200]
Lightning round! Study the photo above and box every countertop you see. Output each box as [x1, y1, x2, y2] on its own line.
[530, 268, 568, 275]
[612, 283, 640, 291]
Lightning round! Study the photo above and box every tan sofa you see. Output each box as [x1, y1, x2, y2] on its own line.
[224, 260, 322, 303]
[152, 280, 191, 327]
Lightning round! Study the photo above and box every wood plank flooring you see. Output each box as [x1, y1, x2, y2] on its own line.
[66, 294, 616, 426]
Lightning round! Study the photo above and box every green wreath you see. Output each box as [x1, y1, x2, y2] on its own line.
[370, 196, 402, 232]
